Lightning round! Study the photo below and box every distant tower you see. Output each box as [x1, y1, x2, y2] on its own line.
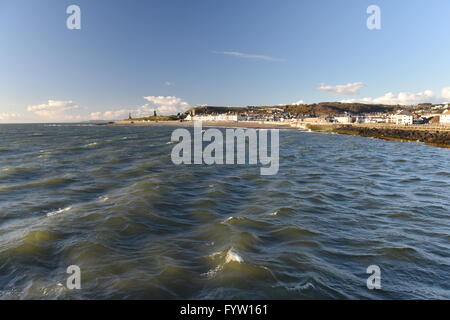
[154, 110, 157, 117]
[128, 112, 132, 120]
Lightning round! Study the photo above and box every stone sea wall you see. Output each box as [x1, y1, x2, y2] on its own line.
[306, 124, 450, 148]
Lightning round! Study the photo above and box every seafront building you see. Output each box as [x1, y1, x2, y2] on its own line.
[357, 115, 388, 123]
[440, 110, 450, 124]
[388, 111, 414, 125]
[297, 117, 329, 124]
[333, 116, 353, 124]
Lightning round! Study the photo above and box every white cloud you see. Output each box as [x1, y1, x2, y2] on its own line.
[292, 100, 305, 105]
[214, 51, 285, 62]
[90, 96, 191, 120]
[341, 90, 437, 105]
[27, 100, 82, 121]
[165, 81, 173, 86]
[441, 87, 450, 100]
[143, 96, 191, 115]
[318, 82, 366, 95]
[0, 113, 21, 121]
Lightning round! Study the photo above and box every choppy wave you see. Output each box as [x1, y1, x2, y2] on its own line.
[205, 248, 244, 276]
[0, 123, 449, 299]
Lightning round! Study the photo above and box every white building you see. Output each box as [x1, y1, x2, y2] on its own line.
[440, 110, 450, 124]
[433, 104, 449, 110]
[358, 116, 387, 123]
[334, 116, 353, 124]
[389, 112, 413, 125]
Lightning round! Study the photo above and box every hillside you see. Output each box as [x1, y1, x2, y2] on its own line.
[186, 102, 409, 116]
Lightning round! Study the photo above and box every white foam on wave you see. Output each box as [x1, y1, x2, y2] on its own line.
[46, 206, 72, 217]
[37, 150, 53, 158]
[284, 282, 315, 291]
[99, 195, 109, 202]
[1, 167, 33, 173]
[225, 249, 244, 263]
[85, 142, 99, 147]
[222, 216, 244, 224]
[267, 210, 279, 216]
[204, 248, 244, 278]
[45, 124, 94, 127]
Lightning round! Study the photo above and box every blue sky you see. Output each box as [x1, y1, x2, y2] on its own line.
[1, 0, 450, 122]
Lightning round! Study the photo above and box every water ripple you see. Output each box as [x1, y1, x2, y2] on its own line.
[0, 124, 449, 299]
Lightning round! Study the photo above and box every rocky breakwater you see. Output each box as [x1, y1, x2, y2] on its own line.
[306, 124, 450, 148]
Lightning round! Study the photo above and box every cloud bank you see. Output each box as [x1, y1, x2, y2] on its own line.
[0, 113, 21, 121]
[318, 82, 367, 95]
[441, 87, 450, 100]
[27, 100, 81, 121]
[340, 89, 444, 105]
[90, 96, 191, 120]
[17, 86, 450, 123]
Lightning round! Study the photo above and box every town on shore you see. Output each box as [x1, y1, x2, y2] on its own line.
[112, 102, 450, 148]
[120, 102, 450, 126]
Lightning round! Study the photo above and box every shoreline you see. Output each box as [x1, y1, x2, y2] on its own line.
[110, 120, 300, 130]
[110, 120, 450, 149]
[305, 124, 450, 149]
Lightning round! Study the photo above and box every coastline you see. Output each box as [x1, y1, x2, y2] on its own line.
[110, 120, 450, 148]
[110, 120, 300, 130]
[305, 124, 450, 149]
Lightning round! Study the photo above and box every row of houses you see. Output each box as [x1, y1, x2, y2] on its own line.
[333, 110, 450, 125]
[296, 113, 415, 125]
[185, 113, 246, 121]
[185, 108, 450, 125]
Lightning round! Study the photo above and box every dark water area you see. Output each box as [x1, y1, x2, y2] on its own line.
[0, 123, 449, 299]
